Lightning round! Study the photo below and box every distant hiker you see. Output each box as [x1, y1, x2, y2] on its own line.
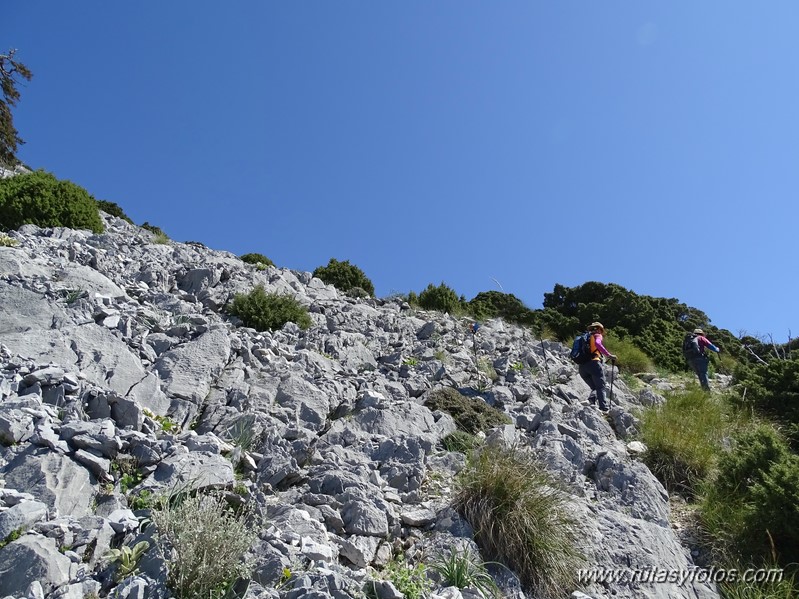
[683, 328, 720, 391]
[577, 322, 617, 413]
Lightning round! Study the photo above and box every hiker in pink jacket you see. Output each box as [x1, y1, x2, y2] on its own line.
[683, 328, 720, 391]
[578, 322, 617, 412]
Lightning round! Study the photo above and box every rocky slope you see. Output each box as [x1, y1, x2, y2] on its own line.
[0, 214, 718, 599]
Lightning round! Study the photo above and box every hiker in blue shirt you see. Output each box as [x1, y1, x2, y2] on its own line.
[683, 328, 720, 391]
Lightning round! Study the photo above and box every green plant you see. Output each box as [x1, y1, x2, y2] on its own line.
[442, 430, 480, 454]
[0, 170, 105, 233]
[113, 457, 145, 493]
[701, 424, 799, 566]
[403, 357, 419, 367]
[0, 527, 23, 549]
[510, 361, 525, 372]
[430, 546, 500, 598]
[602, 331, 655, 374]
[346, 286, 370, 299]
[140, 221, 166, 236]
[434, 349, 449, 363]
[367, 555, 431, 599]
[105, 540, 150, 582]
[454, 445, 584, 598]
[717, 566, 797, 599]
[152, 231, 169, 244]
[639, 387, 738, 496]
[240, 252, 274, 268]
[313, 258, 375, 296]
[60, 288, 85, 304]
[276, 566, 294, 590]
[225, 414, 259, 452]
[0, 232, 17, 246]
[129, 489, 155, 511]
[151, 489, 258, 599]
[418, 282, 465, 315]
[95, 199, 133, 223]
[228, 285, 312, 331]
[154, 414, 178, 433]
[0, 48, 33, 167]
[477, 357, 499, 382]
[424, 387, 511, 435]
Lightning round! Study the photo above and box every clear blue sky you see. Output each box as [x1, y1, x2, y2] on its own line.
[4, 2, 797, 338]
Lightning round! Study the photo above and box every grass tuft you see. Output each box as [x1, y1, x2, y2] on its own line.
[453, 445, 584, 598]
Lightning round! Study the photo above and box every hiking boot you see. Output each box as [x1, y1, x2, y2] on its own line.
[599, 406, 610, 414]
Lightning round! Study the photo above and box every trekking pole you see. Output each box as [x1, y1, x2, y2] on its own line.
[536, 326, 553, 389]
[608, 357, 616, 408]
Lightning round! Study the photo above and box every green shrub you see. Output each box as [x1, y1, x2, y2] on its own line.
[0, 170, 104, 233]
[366, 555, 431, 599]
[95, 199, 133, 223]
[152, 490, 257, 599]
[346, 286, 370, 299]
[240, 252, 273, 267]
[424, 387, 511, 435]
[0, 232, 17, 246]
[418, 282, 465, 314]
[468, 291, 536, 327]
[140, 221, 166, 237]
[701, 424, 799, 566]
[639, 387, 737, 496]
[454, 445, 584, 598]
[602, 331, 655, 374]
[313, 258, 375, 296]
[732, 356, 799, 448]
[228, 285, 312, 331]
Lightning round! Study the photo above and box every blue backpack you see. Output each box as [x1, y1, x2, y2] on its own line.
[570, 332, 593, 364]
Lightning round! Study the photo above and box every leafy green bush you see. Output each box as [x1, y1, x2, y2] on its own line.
[313, 258, 375, 296]
[701, 424, 799, 566]
[602, 331, 655, 374]
[140, 221, 166, 237]
[454, 445, 584, 598]
[0, 232, 17, 246]
[152, 490, 257, 599]
[639, 387, 737, 496]
[228, 285, 312, 331]
[468, 291, 536, 327]
[95, 199, 133, 223]
[732, 357, 799, 448]
[240, 252, 273, 267]
[0, 170, 104, 233]
[418, 282, 465, 314]
[424, 387, 511, 434]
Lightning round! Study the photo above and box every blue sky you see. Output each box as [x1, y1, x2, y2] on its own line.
[4, 2, 796, 338]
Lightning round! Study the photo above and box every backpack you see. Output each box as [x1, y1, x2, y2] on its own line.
[570, 332, 594, 364]
[682, 334, 701, 360]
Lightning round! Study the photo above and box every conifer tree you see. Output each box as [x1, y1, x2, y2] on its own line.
[0, 49, 33, 167]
